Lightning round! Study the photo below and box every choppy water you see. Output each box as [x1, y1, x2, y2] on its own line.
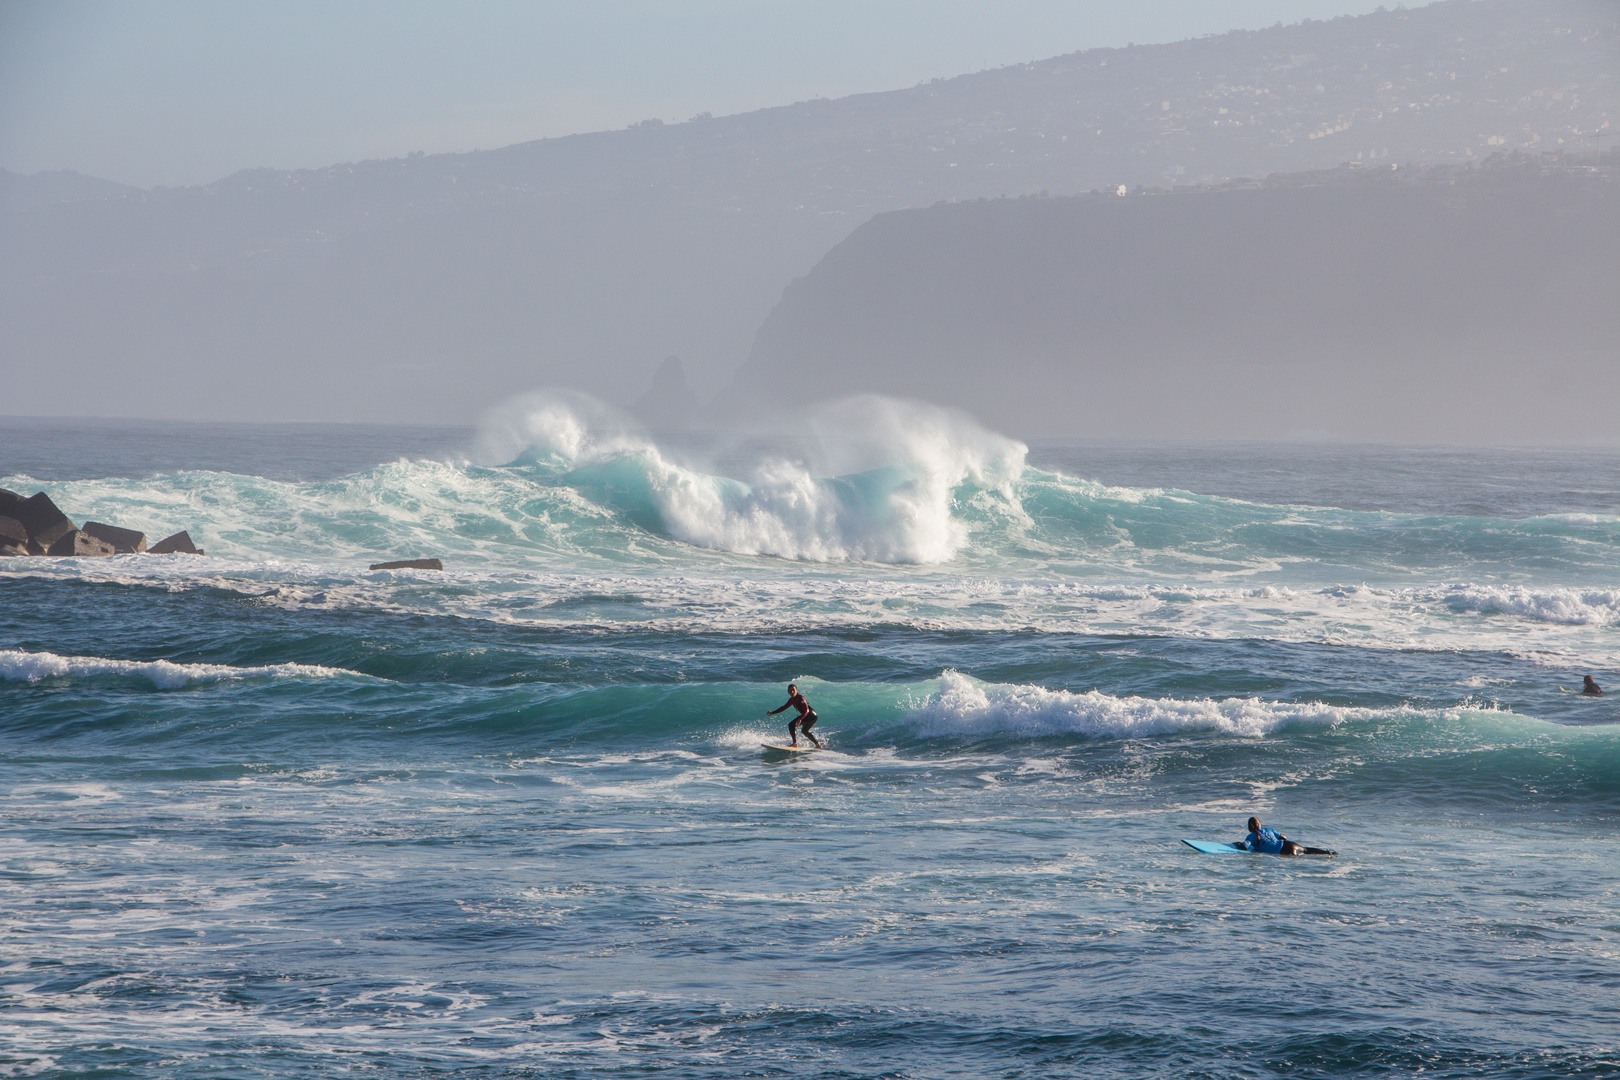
[3, 399, 1619, 1079]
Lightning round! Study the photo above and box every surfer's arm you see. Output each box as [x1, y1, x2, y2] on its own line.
[768, 701, 789, 715]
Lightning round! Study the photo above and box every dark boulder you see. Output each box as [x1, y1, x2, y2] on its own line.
[81, 521, 148, 554]
[0, 515, 26, 556]
[0, 489, 24, 520]
[148, 530, 202, 555]
[14, 492, 75, 550]
[47, 529, 116, 557]
[369, 558, 444, 571]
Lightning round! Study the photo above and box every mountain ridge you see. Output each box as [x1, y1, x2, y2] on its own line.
[2, 0, 1613, 423]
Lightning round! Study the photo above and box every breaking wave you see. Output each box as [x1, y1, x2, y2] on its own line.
[4, 392, 1619, 602]
[0, 649, 366, 690]
[474, 391, 1027, 563]
[1444, 585, 1620, 626]
[897, 669, 1389, 739]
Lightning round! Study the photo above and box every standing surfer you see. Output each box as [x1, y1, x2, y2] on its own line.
[769, 683, 821, 748]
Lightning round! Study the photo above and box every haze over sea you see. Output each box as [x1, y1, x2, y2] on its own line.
[4, 400, 1620, 1079]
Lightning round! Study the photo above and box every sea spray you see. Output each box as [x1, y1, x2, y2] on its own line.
[10, 401, 1619, 580]
[473, 391, 1028, 562]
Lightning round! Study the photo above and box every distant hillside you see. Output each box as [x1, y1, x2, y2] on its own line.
[732, 156, 1620, 444]
[0, 169, 139, 211]
[1, 0, 1614, 422]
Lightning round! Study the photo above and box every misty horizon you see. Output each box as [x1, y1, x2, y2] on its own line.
[4, 0, 1614, 445]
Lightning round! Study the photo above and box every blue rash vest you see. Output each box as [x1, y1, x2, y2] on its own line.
[1243, 827, 1285, 854]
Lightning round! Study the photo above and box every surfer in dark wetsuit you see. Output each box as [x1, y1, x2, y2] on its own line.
[1241, 816, 1335, 856]
[1584, 676, 1604, 696]
[769, 683, 821, 747]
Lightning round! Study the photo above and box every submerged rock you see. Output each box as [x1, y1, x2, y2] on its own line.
[81, 521, 148, 554]
[369, 558, 444, 571]
[148, 530, 202, 555]
[46, 529, 116, 557]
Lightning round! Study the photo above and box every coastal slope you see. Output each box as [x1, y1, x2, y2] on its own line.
[2, 0, 1614, 423]
[730, 159, 1620, 443]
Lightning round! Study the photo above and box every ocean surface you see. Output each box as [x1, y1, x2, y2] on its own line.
[4, 399, 1619, 1079]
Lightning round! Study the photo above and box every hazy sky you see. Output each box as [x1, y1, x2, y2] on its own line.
[1, 0, 1399, 188]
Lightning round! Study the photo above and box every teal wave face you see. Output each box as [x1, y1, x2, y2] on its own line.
[7, 646, 1617, 809]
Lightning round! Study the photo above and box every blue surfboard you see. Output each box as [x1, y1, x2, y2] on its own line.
[1182, 839, 1248, 854]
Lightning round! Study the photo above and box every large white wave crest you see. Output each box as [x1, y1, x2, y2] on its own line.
[473, 391, 1027, 563]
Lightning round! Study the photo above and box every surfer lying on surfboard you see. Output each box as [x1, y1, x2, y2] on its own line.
[1242, 816, 1335, 856]
[769, 683, 821, 748]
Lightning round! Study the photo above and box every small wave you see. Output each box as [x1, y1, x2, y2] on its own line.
[901, 670, 1391, 740]
[1444, 585, 1620, 626]
[0, 649, 365, 690]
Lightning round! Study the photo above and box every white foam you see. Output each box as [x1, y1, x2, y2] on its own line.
[1444, 585, 1620, 626]
[8, 561, 1620, 667]
[0, 649, 366, 690]
[713, 723, 807, 750]
[475, 390, 1027, 563]
[901, 669, 1405, 739]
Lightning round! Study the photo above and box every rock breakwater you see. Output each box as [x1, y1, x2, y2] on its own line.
[0, 489, 204, 558]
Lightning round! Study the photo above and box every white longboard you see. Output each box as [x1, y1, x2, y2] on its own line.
[761, 743, 819, 753]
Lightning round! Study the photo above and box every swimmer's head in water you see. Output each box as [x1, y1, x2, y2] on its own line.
[1248, 817, 1261, 833]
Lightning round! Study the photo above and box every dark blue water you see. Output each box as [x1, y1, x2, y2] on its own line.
[4, 403, 1619, 1078]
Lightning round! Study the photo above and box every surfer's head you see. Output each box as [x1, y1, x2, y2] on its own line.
[787, 684, 798, 693]
[1247, 817, 1261, 833]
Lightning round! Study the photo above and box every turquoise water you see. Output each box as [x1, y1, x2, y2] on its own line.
[3, 399, 1619, 1078]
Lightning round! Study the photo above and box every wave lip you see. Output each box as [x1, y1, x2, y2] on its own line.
[0, 649, 366, 690]
[902, 670, 1384, 740]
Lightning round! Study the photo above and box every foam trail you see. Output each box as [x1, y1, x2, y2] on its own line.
[0, 649, 366, 690]
[475, 391, 1027, 563]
